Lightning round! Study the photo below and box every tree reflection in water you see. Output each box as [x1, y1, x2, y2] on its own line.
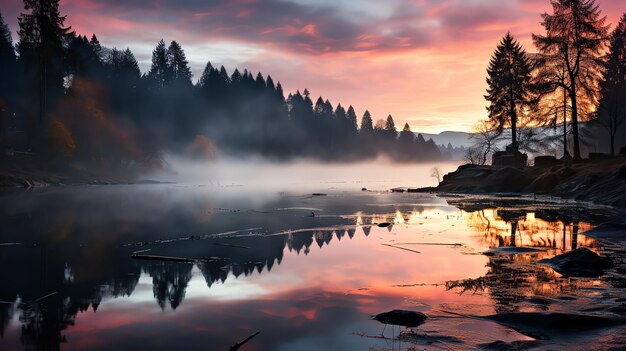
[447, 207, 604, 313]
[0, 188, 622, 350]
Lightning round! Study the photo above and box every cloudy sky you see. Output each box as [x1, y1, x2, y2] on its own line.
[1, 0, 623, 133]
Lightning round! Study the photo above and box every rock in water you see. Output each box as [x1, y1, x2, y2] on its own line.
[538, 248, 614, 277]
[377, 222, 392, 228]
[372, 310, 428, 327]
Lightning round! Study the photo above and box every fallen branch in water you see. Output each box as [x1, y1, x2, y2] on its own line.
[352, 332, 394, 340]
[131, 254, 195, 263]
[228, 331, 260, 351]
[394, 242, 464, 246]
[381, 244, 421, 254]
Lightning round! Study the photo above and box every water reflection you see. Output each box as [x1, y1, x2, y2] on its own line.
[447, 204, 607, 315]
[0, 187, 622, 350]
[466, 209, 594, 250]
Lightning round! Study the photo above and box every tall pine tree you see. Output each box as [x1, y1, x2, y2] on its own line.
[167, 41, 192, 86]
[384, 114, 396, 139]
[18, 0, 73, 122]
[360, 110, 373, 133]
[147, 39, 171, 88]
[346, 105, 358, 133]
[485, 33, 533, 150]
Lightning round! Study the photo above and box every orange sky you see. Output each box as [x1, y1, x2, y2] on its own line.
[1, 0, 623, 133]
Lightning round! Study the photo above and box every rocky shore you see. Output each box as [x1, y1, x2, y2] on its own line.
[429, 157, 626, 209]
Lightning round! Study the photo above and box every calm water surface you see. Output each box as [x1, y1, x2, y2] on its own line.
[1, 163, 625, 350]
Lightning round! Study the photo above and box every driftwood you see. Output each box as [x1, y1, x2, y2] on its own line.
[394, 242, 464, 246]
[130, 254, 195, 263]
[381, 244, 421, 254]
[228, 331, 260, 351]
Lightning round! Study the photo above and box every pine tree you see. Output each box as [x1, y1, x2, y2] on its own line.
[255, 72, 266, 89]
[385, 114, 396, 139]
[0, 11, 15, 62]
[324, 99, 333, 116]
[18, 0, 73, 122]
[276, 82, 284, 98]
[398, 123, 415, 144]
[532, 0, 610, 160]
[148, 39, 171, 88]
[485, 33, 534, 150]
[314, 97, 325, 115]
[219, 66, 230, 85]
[346, 105, 358, 132]
[266, 75, 275, 91]
[0, 10, 14, 143]
[231, 69, 243, 85]
[89, 34, 102, 59]
[360, 110, 373, 132]
[167, 41, 192, 85]
[107, 47, 139, 84]
[335, 104, 346, 120]
[597, 14, 626, 156]
[198, 61, 214, 88]
[122, 48, 140, 81]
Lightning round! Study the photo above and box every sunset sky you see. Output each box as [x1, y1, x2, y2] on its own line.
[1, 0, 623, 133]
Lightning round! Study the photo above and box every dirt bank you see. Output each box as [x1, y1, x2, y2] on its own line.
[433, 158, 626, 209]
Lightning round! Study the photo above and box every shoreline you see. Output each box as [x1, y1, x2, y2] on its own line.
[406, 158, 626, 210]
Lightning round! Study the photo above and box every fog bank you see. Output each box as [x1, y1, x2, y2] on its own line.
[154, 156, 462, 192]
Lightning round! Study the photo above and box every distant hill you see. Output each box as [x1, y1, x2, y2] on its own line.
[417, 131, 473, 148]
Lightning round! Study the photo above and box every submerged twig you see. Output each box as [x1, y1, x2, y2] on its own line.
[228, 331, 260, 351]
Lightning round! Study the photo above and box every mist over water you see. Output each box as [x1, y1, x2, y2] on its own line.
[156, 157, 462, 191]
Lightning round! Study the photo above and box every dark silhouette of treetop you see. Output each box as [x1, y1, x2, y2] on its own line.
[360, 110, 373, 132]
[167, 40, 192, 86]
[148, 39, 171, 88]
[0, 11, 14, 61]
[485, 32, 534, 150]
[18, 0, 73, 122]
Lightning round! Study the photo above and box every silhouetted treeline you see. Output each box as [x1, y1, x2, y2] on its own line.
[0, 2, 445, 175]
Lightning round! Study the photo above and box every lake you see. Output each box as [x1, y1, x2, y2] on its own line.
[1, 161, 625, 350]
